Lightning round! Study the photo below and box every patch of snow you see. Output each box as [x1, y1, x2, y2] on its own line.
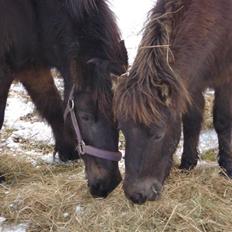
[0, 217, 6, 224]
[63, 212, 69, 218]
[1, 85, 53, 157]
[0, 223, 28, 232]
[175, 129, 218, 159]
[39, 153, 60, 164]
[75, 205, 83, 215]
[9, 82, 27, 96]
[11, 121, 53, 145]
[1, 137, 21, 151]
[4, 96, 34, 128]
[0, 216, 27, 232]
[54, 77, 64, 92]
[119, 150, 125, 171]
[110, 0, 156, 63]
[199, 129, 218, 153]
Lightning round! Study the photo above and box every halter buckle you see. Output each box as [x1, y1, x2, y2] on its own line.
[77, 140, 86, 155]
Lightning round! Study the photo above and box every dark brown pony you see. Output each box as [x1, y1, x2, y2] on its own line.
[114, 0, 232, 204]
[0, 0, 128, 197]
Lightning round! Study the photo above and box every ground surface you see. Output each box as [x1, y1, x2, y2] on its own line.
[1, 1, 231, 231]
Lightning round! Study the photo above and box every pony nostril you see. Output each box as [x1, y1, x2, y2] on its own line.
[92, 182, 101, 192]
[129, 193, 147, 205]
[90, 181, 108, 198]
[0, 174, 5, 183]
[148, 184, 161, 201]
[152, 185, 158, 195]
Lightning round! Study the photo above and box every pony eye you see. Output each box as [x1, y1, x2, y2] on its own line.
[82, 115, 90, 121]
[147, 130, 164, 140]
[148, 124, 165, 140]
[152, 133, 163, 140]
[80, 112, 94, 122]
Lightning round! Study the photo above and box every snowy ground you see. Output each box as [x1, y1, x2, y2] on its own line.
[0, 80, 218, 160]
[0, 1, 218, 231]
[0, 217, 27, 232]
[110, 0, 156, 62]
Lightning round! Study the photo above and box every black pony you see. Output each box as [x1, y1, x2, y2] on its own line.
[0, 0, 128, 197]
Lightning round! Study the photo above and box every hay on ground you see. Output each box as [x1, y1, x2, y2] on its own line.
[1, 152, 232, 232]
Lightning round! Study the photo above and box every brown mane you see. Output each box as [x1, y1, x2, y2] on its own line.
[114, 0, 191, 125]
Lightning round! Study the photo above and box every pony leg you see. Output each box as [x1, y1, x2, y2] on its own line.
[0, 72, 13, 182]
[180, 93, 205, 170]
[0, 74, 13, 130]
[18, 68, 78, 161]
[213, 84, 232, 177]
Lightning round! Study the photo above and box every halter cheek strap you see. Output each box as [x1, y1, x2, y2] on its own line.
[64, 86, 122, 162]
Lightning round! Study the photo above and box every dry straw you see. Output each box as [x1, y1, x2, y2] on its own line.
[1, 150, 232, 232]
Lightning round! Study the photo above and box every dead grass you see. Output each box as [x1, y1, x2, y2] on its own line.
[1, 128, 15, 137]
[201, 149, 217, 162]
[19, 139, 54, 155]
[1, 153, 232, 232]
[19, 112, 39, 123]
[203, 93, 214, 130]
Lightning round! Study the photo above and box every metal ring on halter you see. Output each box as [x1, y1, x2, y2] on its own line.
[68, 99, 75, 111]
[77, 140, 86, 155]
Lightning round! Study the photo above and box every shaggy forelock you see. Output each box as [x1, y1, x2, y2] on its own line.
[114, 0, 190, 125]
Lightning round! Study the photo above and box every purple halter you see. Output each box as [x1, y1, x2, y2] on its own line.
[64, 86, 122, 162]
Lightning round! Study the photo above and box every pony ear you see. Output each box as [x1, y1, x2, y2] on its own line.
[158, 83, 172, 106]
[110, 73, 120, 91]
[86, 40, 128, 76]
[87, 58, 127, 77]
[110, 71, 129, 91]
[108, 62, 127, 76]
[86, 58, 123, 90]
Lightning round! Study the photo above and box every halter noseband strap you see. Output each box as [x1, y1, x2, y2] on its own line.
[64, 86, 122, 162]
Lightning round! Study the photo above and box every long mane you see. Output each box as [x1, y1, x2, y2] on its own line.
[114, 0, 191, 125]
[65, 0, 98, 19]
[65, 0, 126, 116]
[65, 0, 122, 61]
